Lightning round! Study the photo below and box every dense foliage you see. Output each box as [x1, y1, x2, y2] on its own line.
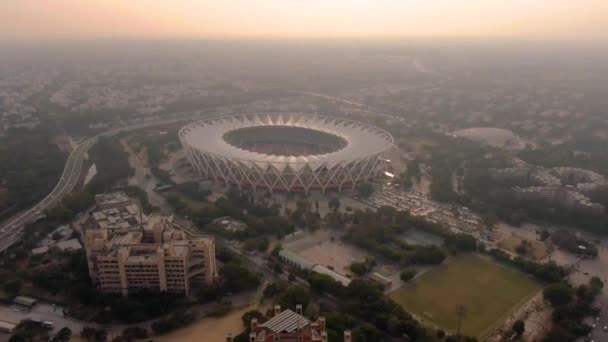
[0, 127, 66, 221]
[485, 248, 567, 283]
[543, 277, 603, 341]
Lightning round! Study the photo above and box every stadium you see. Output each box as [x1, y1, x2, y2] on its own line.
[179, 113, 393, 192]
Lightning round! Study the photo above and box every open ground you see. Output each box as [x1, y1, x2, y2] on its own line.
[389, 254, 541, 339]
[283, 229, 370, 276]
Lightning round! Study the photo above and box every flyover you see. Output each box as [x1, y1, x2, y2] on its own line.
[0, 113, 206, 253]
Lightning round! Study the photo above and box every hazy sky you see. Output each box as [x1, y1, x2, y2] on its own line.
[2, 0, 608, 41]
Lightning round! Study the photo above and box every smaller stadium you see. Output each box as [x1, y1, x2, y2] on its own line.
[179, 113, 393, 192]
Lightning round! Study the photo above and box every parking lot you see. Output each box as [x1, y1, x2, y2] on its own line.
[362, 184, 484, 235]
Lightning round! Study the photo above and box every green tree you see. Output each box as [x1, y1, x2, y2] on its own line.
[278, 285, 311, 309]
[543, 283, 573, 306]
[590, 276, 604, 295]
[354, 323, 383, 342]
[350, 262, 368, 276]
[220, 263, 261, 293]
[271, 244, 282, 258]
[307, 273, 341, 295]
[51, 327, 72, 342]
[4, 279, 22, 296]
[122, 327, 148, 340]
[400, 269, 416, 282]
[512, 320, 525, 338]
[241, 310, 265, 330]
[328, 197, 341, 211]
[356, 183, 374, 198]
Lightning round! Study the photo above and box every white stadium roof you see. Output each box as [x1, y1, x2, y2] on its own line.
[179, 113, 394, 192]
[179, 113, 393, 171]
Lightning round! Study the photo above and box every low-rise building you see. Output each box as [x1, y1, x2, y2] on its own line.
[311, 265, 352, 287]
[0, 320, 16, 334]
[227, 305, 352, 342]
[279, 249, 317, 271]
[370, 272, 393, 288]
[92, 192, 144, 231]
[13, 296, 37, 308]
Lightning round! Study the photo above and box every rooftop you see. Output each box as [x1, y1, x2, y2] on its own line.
[260, 309, 311, 333]
[180, 113, 393, 170]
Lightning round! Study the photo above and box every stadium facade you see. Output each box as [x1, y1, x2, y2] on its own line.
[179, 113, 393, 193]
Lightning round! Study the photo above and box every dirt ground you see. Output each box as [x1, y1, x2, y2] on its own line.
[497, 234, 548, 261]
[492, 223, 549, 261]
[485, 293, 552, 342]
[284, 229, 370, 276]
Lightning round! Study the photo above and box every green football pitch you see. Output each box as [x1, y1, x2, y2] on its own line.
[389, 254, 541, 338]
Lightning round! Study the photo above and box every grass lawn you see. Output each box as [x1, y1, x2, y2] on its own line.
[389, 254, 540, 338]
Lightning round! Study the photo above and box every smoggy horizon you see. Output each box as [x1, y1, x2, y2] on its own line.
[2, 0, 608, 42]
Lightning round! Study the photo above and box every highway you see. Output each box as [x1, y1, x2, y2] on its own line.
[0, 114, 204, 253]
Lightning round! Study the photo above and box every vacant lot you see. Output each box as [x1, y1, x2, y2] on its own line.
[389, 254, 540, 338]
[285, 229, 370, 276]
[299, 239, 369, 275]
[497, 235, 548, 260]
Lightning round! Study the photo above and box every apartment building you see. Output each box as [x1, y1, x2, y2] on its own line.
[84, 192, 216, 296]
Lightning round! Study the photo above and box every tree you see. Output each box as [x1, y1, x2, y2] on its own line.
[354, 323, 383, 342]
[220, 263, 261, 293]
[122, 327, 148, 340]
[263, 281, 288, 298]
[4, 279, 22, 295]
[512, 320, 525, 338]
[350, 262, 368, 276]
[515, 241, 529, 256]
[271, 244, 282, 258]
[590, 276, 604, 295]
[151, 311, 195, 335]
[307, 273, 341, 295]
[328, 197, 341, 211]
[242, 310, 265, 329]
[400, 269, 416, 282]
[543, 283, 574, 306]
[356, 183, 374, 198]
[80, 327, 107, 342]
[219, 263, 260, 292]
[445, 234, 477, 253]
[51, 327, 72, 342]
[436, 329, 446, 339]
[278, 285, 311, 309]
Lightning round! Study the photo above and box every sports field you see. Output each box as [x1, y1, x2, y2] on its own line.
[389, 254, 540, 338]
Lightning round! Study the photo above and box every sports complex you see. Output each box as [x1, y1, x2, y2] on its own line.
[179, 113, 393, 192]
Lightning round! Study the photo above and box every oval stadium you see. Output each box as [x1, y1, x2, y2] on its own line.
[178, 113, 393, 192]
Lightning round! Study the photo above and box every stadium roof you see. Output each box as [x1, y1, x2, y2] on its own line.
[261, 309, 311, 333]
[179, 113, 393, 171]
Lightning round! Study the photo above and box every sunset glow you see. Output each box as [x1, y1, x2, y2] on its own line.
[2, 0, 607, 41]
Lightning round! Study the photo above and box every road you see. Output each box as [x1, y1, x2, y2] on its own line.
[0, 113, 208, 253]
[120, 139, 173, 213]
[0, 137, 94, 252]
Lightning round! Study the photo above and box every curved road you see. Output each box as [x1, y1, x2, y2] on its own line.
[0, 114, 204, 253]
